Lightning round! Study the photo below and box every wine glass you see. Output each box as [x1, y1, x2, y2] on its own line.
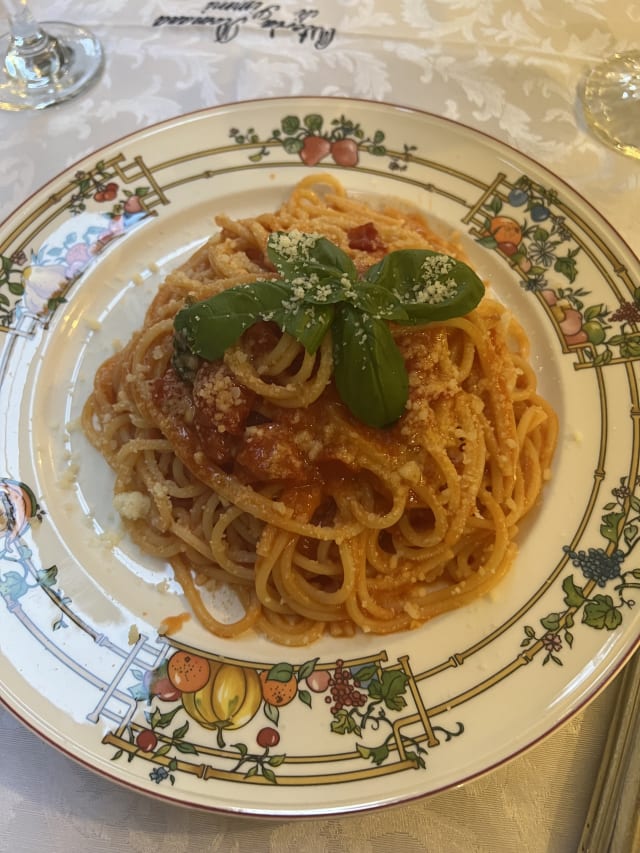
[579, 51, 640, 159]
[0, 0, 103, 110]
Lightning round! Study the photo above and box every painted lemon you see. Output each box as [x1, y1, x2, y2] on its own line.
[182, 662, 262, 742]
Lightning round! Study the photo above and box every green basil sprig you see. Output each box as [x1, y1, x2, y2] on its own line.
[173, 230, 484, 428]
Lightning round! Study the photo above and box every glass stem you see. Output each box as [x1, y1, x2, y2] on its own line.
[3, 4, 67, 86]
[7, 2, 41, 38]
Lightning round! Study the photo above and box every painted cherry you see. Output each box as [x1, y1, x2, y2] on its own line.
[95, 181, 118, 203]
[256, 727, 280, 748]
[136, 729, 158, 752]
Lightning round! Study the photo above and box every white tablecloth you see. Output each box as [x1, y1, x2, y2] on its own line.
[1, 2, 638, 851]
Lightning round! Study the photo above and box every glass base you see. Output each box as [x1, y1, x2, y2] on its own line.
[0, 21, 103, 111]
[580, 52, 640, 159]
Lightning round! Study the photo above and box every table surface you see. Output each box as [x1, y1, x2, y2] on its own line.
[1, 2, 639, 851]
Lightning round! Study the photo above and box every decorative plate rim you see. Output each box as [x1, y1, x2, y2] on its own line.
[1, 96, 639, 818]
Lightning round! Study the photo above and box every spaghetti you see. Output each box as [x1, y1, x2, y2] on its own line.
[83, 175, 558, 645]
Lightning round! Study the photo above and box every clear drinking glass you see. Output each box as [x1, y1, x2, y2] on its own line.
[0, 1, 103, 110]
[580, 51, 640, 159]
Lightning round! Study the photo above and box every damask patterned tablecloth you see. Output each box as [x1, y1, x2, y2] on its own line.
[0, 2, 639, 851]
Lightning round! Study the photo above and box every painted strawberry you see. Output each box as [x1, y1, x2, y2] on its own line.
[330, 138, 359, 167]
[300, 135, 331, 166]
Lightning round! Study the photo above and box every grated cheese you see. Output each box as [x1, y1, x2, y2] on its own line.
[99, 528, 123, 547]
[195, 368, 244, 433]
[271, 229, 321, 262]
[397, 460, 422, 484]
[113, 490, 151, 520]
[394, 253, 459, 305]
[57, 462, 80, 489]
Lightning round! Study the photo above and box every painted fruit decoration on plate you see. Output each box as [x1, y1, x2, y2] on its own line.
[175, 656, 262, 746]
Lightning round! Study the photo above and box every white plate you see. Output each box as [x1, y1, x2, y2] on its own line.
[1, 97, 639, 817]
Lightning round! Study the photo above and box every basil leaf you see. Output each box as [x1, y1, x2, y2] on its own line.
[292, 276, 356, 306]
[366, 249, 484, 324]
[173, 235, 484, 431]
[173, 280, 290, 361]
[272, 301, 334, 354]
[267, 232, 357, 283]
[351, 282, 409, 320]
[332, 304, 408, 428]
[172, 328, 201, 382]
